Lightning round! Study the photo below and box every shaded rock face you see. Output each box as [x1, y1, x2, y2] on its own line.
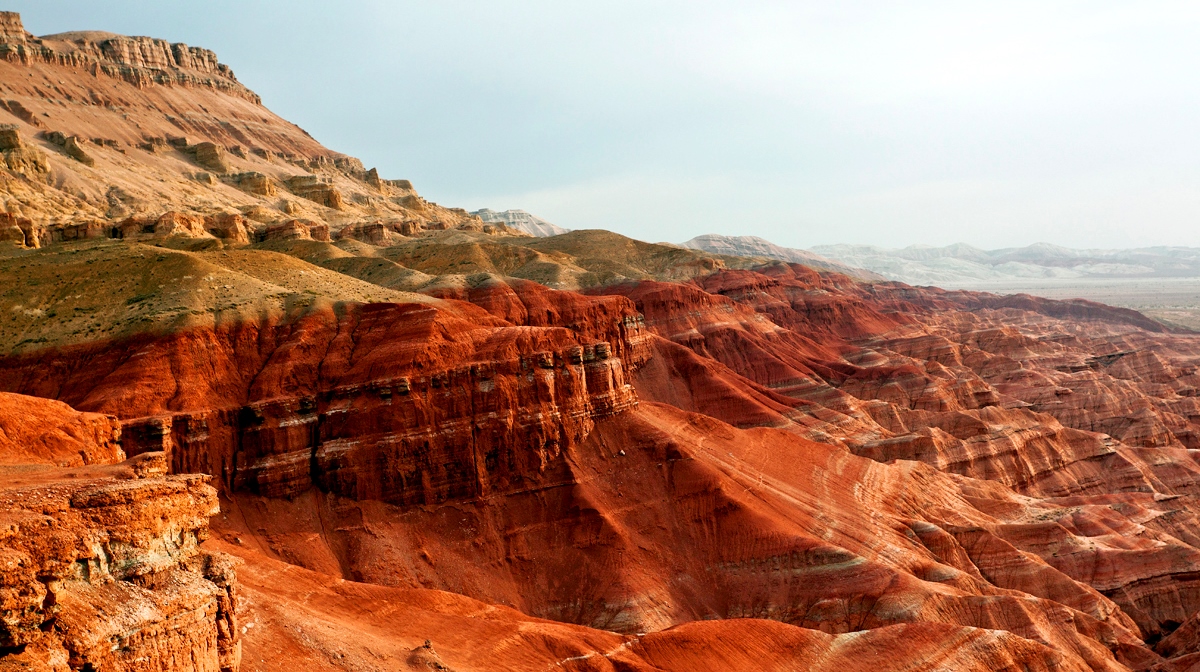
[189, 142, 230, 173]
[334, 219, 418, 245]
[0, 393, 239, 672]
[227, 171, 276, 197]
[285, 175, 343, 209]
[0, 124, 47, 178]
[256, 218, 329, 242]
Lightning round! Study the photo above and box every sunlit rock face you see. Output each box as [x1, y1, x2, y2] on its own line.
[0, 393, 239, 672]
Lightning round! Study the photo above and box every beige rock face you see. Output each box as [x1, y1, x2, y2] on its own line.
[0, 12, 473, 241]
[61, 135, 94, 166]
[190, 142, 230, 174]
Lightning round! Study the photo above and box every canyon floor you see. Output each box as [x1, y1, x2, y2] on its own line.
[6, 11, 1200, 672]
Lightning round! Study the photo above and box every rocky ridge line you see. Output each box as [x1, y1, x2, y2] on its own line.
[0, 12, 258, 103]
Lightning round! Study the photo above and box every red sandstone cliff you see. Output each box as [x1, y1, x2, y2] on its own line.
[0, 393, 239, 671]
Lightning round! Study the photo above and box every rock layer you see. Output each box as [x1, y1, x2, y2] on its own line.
[0, 393, 239, 672]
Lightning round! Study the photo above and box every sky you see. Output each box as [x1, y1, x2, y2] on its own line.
[9, 1, 1200, 250]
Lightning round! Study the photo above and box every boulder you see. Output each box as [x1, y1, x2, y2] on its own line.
[0, 124, 21, 151]
[229, 171, 277, 196]
[0, 125, 48, 175]
[335, 220, 406, 246]
[154, 211, 209, 238]
[285, 174, 344, 209]
[259, 218, 328, 242]
[190, 141, 230, 173]
[204, 212, 249, 244]
[63, 135, 95, 166]
[0, 212, 38, 247]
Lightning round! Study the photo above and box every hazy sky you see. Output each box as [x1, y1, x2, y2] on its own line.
[11, 1, 1200, 249]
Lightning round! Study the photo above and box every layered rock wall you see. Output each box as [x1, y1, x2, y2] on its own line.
[0, 12, 258, 103]
[1, 299, 646, 506]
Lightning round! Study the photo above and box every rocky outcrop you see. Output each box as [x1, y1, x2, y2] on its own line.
[471, 208, 567, 237]
[0, 298, 645, 505]
[284, 175, 343, 210]
[0, 392, 239, 671]
[334, 219, 419, 245]
[226, 172, 276, 197]
[0, 462, 240, 671]
[0, 124, 48, 177]
[203, 213, 249, 244]
[0, 12, 258, 104]
[153, 211, 211, 238]
[188, 142, 231, 174]
[0, 391, 122, 466]
[256, 218, 330, 242]
[0, 212, 41, 248]
[38, 131, 96, 166]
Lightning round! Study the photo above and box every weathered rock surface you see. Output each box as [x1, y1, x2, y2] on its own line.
[0, 12, 484, 241]
[11, 256, 1200, 667]
[219, 536, 1095, 672]
[471, 208, 567, 237]
[0, 391, 122, 467]
[0, 393, 239, 672]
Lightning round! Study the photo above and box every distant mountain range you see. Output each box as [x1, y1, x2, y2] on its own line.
[679, 234, 884, 280]
[471, 220, 1200, 289]
[811, 243, 1200, 286]
[472, 209, 569, 237]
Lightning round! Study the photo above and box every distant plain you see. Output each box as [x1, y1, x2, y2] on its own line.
[943, 277, 1200, 331]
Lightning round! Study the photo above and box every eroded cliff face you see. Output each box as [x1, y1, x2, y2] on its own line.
[0, 293, 647, 508]
[0, 11, 503, 245]
[0, 391, 122, 466]
[0, 11, 256, 103]
[13, 256, 1200, 669]
[0, 394, 239, 672]
[589, 264, 1200, 653]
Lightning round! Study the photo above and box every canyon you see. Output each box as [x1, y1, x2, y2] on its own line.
[4, 11, 1200, 672]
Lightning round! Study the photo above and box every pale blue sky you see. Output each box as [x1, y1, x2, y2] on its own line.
[11, 1, 1200, 249]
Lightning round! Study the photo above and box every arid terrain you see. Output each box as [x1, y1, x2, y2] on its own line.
[941, 278, 1200, 333]
[8, 12, 1200, 672]
[687, 235, 1200, 332]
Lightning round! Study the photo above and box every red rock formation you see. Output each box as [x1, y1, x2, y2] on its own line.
[0, 391, 122, 466]
[13, 260, 1200, 668]
[211, 535, 1092, 672]
[0, 393, 239, 671]
[8, 9, 1200, 668]
[0, 298, 641, 506]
